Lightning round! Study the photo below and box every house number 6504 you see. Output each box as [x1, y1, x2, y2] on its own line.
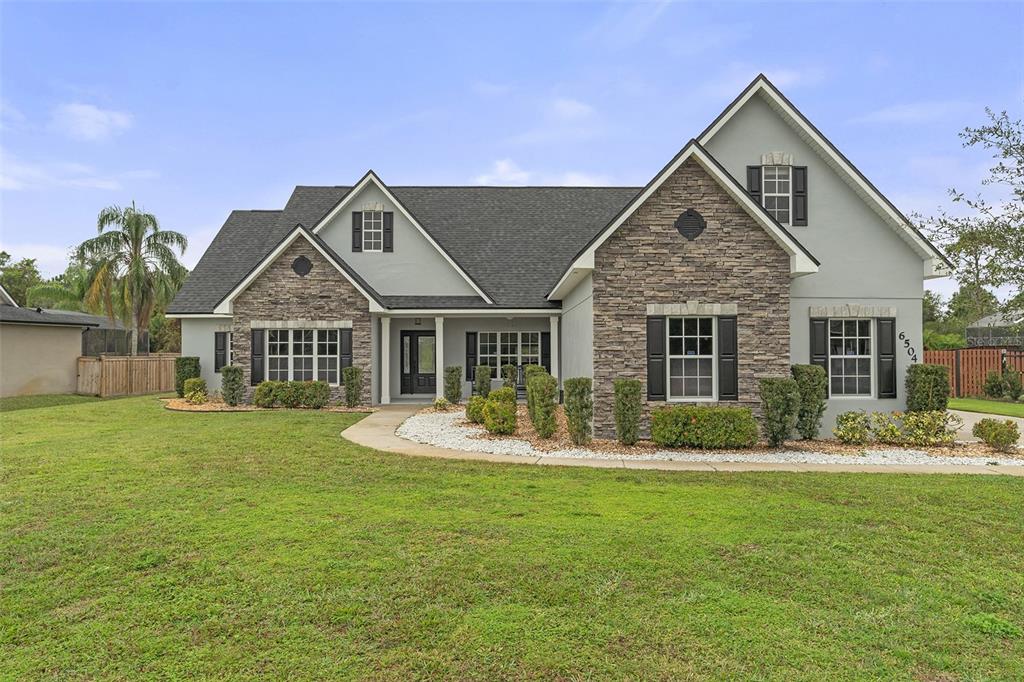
[898, 331, 918, 363]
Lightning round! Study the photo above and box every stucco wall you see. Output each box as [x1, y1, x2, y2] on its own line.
[180, 317, 233, 392]
[560, 273, 593, 381]
[0, 323, 82, 396]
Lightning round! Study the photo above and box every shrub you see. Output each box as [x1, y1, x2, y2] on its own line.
[759, 377, 801, 447]
[489, 386, 517, 406]
[501, 364, 518, 390]
[612, 378, 642, 445]
[253, 381, 278, 408]
[443, 366, 463, 404]
[466, 395, 487, 424]
[650, 405, 759, 449]
[523, 364, 546, 383]
[183, 377, 208, 405]
[1004, 370, 1023, 401]
[483, 397, 516, 435]
[474, 365, 492, 398]
[791, 365, 827, 439]
[905, 364, 950, 412]
[870, 411, 903, 445]
[983, 370, 1007, 399]
[276, 381, 304, 408]
[433, 396, 451, 411]
[834, 411, 870, 444]
[563, 377, 593, 446]
[342, 366, 362, 407]
[528, 373, 557, 439]
[302, 381, 331, 409]
[221, 365, 244, 406]
[902, 410, 961, 447]
[174, 356, 200, 397]
[973, 418, 1020, 451]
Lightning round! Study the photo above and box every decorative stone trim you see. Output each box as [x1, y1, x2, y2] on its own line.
[646, 302, 739, 316]
[761, 152, 793, 166]
[250, 319, 353, 329]
[214, 324, 233, 333]
[808, 305, 897, 318]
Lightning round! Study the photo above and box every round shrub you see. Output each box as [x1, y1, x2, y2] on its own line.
[342, 366, 362, 407]
[834, 410, 870, 444]
[483, 398, 517, 435]
[870, 411, 903, 445]
[443, 366, 463, 404]
[174, 356, 200, 398]
[563, 377, 593, 446]
[253, 381, 278, 408]
[983, 370, 1007, 399]
[433, 396, 451, 411]
[758, 377, 801, 447]
[527, 373, 557, 439]
[973, 418, 1020, 451]
[650, 405, 758, 449]
[612, 378, 642, 446]
[183, 377, 208, 405]
[302, 381, 330, 409]
[489, 386, 517, 406]
[466, 395, 487, 424]
[791, 364, 827, 439]
[221, 365, 244, 406]
[275, 381, 304, 408]
[902, 410, 961, 446]
[474, 365, 492, 398]
[905, 364, 950, 412]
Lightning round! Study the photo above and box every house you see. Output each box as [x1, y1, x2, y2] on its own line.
[168, 75, 950, 437]
[966, 313, 1024, 348]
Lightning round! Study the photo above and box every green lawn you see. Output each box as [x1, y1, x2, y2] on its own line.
[0, 393, 106, 412]
[949, 397, 1024, 418]
[2, 397, 1022, 680]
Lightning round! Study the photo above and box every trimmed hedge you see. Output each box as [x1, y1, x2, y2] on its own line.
[759, 377, 801, 447]
[523, 364, 546, 383]
[276, 381, 304, 408]
[474, 365, 492, 398]
[905, 364, 950, 412]
[466, 395, 487, 424]
[251, 380, 331, 409]
[174, 356, 200, 398]
[483, 397, 516, 435]
[221, 365, 244, 406]
[183, 377, 208, 405]
[253, 381, 277, 408]
[563, 377, 593, 446]
[650, 405, 758, 449]
[343, 366, 362, 407]
[612, 378, 642, 446]
[303, 381, 331, 409]
[528, 372, 557, 439]
[489, 386, 517, 406]
[444, 366, 463, 404]
[501, 364, 517, 390]
[973, 418, 1020, 451]
[791, 364, 827, 439]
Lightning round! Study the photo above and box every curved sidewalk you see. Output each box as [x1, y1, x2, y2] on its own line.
[341, 405, 1024, 476]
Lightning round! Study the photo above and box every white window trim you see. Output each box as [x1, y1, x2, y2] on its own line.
[828, 318, 875, 400]
[478, 331, 543, 377]
[266, 328, 342, 386]
[666, 316, 718, 402]
[762, 165, 792, 227]
[362, 210, 384, 253]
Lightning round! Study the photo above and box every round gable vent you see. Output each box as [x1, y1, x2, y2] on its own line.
[292, 255, 312, 277]
[675, 209, 706, 241]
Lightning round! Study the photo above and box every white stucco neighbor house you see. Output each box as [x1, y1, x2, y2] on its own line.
[168, 75, 950, 437]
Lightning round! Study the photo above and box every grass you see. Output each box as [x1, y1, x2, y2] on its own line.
[0, 393, 108, 412]
[949, 397, 1024, 418]
[2, 396, 1022, 680]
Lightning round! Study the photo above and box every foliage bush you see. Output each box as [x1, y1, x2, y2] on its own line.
[474, 365, 492, 398]
[501, 364, 518, 390]
[1004, 370, 1023, 401]
[183, 377, 208, 405]
[433, 396, 451, 411]
[972, 418, 1020, 451]
[983, 370, 1007, 399]
[528, 372, 557, 439]
[302, 381, 331, 409]
[174, 356, 200, 398]
[870, 411, 904, 445]
[343, 366, 362, 407]
[275, 381, 304, 408]
[790, 365, 827, 439]
[612, 378, 642, 445]
[253, 381, 278, 408]
[483, 397, 517, 435]
[489, 386, 517, 407]
[524, 367, 548, 424]
[443, 366, 462, 404]
[523, 364, 546, 383]
[902, 410, 961, 447]
[650, 405, 759, 449]
[834, 411, 871, 444]
[466, 395, 487, 424]
[563, 377, 593, 446]
[905, 364, 950, 412]
[220, 365, 244, 406]
[759, 377, 801, 447]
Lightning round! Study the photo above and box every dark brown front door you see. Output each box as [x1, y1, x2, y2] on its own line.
[400, 331, 436, 394]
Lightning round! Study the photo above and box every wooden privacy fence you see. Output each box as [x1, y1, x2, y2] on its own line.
[77, 354, 178, 397]
[924, 348, 1024, 397]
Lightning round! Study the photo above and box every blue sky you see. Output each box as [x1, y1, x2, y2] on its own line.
[1, 1, 1021, 300]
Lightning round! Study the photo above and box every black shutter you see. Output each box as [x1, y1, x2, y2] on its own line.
[746, 166, 762, 203]
[792, 166, 808, 226]
[541, 332, 551, 373]
[383, 212, 394, 252]
[810, 318, 828, 396]
[340, 329, 353, 383]
[352, 212, 362, 252]
[717, 316, 738, 401]
[251, 329, 265, 385]
[877, 318, 897, 399]
[214, 331, 227, 372]
[465, 332, 477, 380]
[646, 316, 666, 401]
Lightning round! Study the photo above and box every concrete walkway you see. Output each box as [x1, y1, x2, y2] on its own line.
[952, 409, 1024, 446]
[341, 405, 1024, 476]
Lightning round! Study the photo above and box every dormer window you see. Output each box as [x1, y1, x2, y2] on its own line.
[362, 210, 384, 252]
[762, 165, 791, 225]
[746, 156, 808, 227]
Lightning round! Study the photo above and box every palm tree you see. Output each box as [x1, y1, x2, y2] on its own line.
[26, 261, 101, 312]
[77, 202, 188, 355]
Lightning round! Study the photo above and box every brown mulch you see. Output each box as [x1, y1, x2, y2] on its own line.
[163, 398, 376, 414]
[447, 404, 1021, 460]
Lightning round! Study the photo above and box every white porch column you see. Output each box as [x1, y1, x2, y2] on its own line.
[380, 316, 391, 404]
[434, 316, 445, 399]
[549, 315, 560, 382]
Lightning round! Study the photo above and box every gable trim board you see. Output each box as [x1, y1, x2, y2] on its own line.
[310, 170, 494, 304]
[547, 141, 819, 301]
[698, 73, 951, 279]
[0, 283, 16, 307]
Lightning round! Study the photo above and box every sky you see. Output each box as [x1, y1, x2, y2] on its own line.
[1, 1, 1022, 301]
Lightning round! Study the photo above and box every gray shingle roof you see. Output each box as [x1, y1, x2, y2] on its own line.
[0, 305, 101, 327]
[169, 186, 641, 314]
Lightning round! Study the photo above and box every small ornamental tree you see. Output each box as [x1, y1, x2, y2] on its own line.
[174, 356, 200, 397]
[528, 373, 557, 439]
[791, 365, 827, 439]
[563, 377, 593, 446]
[443, 366, 463, 404]
[342, 366, 362, 407]
[474, 365, 492, 398]
[758, 377, 801, 447]
[220, 365, 244, 406]
[612, 378, 642, 446]
[905, 364, 951, 412]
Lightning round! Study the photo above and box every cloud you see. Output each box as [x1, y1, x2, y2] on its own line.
[550, 97, 594, 120]
[49, 102, 133, 141]
[850, 100, 975, 125]
[0, 241, 72, 278]
[474, 159, 612, 186]
[0, 147, 157, 191]
[585, 0, 671, 49]
[475, 159, 532, 185]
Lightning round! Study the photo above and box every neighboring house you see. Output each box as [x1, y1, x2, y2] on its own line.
[966, 313, 1024, 348]
[168, 75, 950, 437]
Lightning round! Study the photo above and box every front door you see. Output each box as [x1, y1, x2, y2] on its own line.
[400, 331, 436, 394]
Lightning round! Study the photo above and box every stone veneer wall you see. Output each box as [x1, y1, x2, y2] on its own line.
[591, 158, 792, 438]
[231, 238, 373, 403]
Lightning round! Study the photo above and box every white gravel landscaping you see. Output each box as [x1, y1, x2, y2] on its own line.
[396, 409, 1024, 467]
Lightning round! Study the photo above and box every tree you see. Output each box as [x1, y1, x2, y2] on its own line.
[26, 257, 99, 312]
[0, 252, 44, 307]
[922, 290, 945, 323]
[77, 202, 188, 355]
[947, 283, 999, 324]
[148, 310, 181, 353]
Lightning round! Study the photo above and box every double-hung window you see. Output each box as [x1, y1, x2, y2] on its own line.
[667, 317, 715, 399]
[828, 319, 872, 396]
[317, 330, 339, 384]
[478, 331, 543, 376]
[362, 210, 383, 252]
[762, 165, 791, 225]
[266, 329, 342, 385]
[478, 332, 499, 376]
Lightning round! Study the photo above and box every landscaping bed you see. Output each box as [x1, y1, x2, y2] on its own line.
[163, 397, 374, 413]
